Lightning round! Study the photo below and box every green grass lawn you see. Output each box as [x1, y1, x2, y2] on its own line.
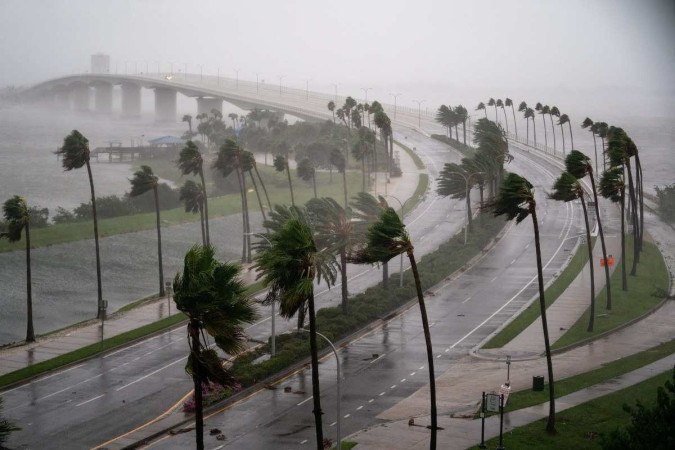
[553, 236, 668, 350]
[401, 174, 428, 217]
[0, 169, 362, 253]
[483, 238, 595, 349]
[469, 369, 672, 449]
[394, 140, 426, 170]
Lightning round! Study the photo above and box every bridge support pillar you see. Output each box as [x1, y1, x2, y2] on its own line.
[121, 83, 141, 117]
[94, 82, 113, 114]
[154, 87, 177, 122]
[70, 84, 90, 112]
[196, 97, 223, 116]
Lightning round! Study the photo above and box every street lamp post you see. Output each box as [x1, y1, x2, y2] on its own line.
[331, 83, 339, 103]
[244, 232, 275, 357]
[412, 99, 426, 128]
[389, 93, 402, 118]
[300, 329, 342, 450]
[361, 87, 372, 103]
[155, 61, 161, 76]
[217, 67, 220, 86]
[278, 75, 285, 97]
[255, 73, 260, 94]
[198, 64, 203, 81]
[234, 68, 240, 89]
[304, 79, 310, 101]
[385, 195, 407, 287]
[183, 63, 188, 80]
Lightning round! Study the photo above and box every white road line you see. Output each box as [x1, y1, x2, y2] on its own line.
[75, 394, 104, 407]
[419, 365, 425, 370]
[462, 296, 472, 304]
[379, 392, 386, 396]
[400, 378, 406, 383]
[356, 405, 363, 410]
[369, 353, 386, 364]
[436, 354, 441, 359]
[444, 348, 450, 352]
[330, 421, 337, 427]
[212, 445, 224, 450]
[390, 385, 396, 389]
[1, 363, 87, 395]
[36, 373, 103, 402]
[525, 243, 530, 250]
[344, 414, 351, 418]
[368, 398, 374, 403]
[300, 439, 308, 445]
[510, 259, 517, 265]
[410, 372, 416, 376]
[490, 276, 498, 283]
[297, 396, 314, 406]
[115, 355, 187, 392]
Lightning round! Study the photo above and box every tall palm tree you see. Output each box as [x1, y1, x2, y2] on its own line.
[307, 197, 360, 313]
[505, 98, 517, 139]
[214, 139, 251, 262]
[550, 172, 596, 331]
[487, 98, 498, 122]
[129, 166, 165, 296]
[437, 163, 475, 231]
[455, 105, 469, 145]
[581, 118, 599, 174]
[255, 215, 337, 450]
[173, 245, 257, 450]
[496, 99, 508, 134]
[350, 192, 390, 289]
[373, 109, 392, 176]
[179, 180, 206, 245]
[493, 173, 556, 433]
[525, 107, 536, 146]
[178, 141, 210, 246]
[596, 122, 609, 171]
[182, 114, 193, 135]
[228, 112, 238, 130]
[1, 196, 35, 341]
[435, 105, 453, 138]
[241, 151, 267, 225]
[547, 106, 558, 154]
[600, 167, 628, 291]
[327, 100, 336, 123]
[476, 102, 487, 118]
[558, 114, 573, 155]
[535, 103, 548, 150]
[56, 130, 104, 319]
[297, 157, 317, 198]
[274, 154, 295, 206]
[350, 207, 439, 448]
[566, 150, 613, 309]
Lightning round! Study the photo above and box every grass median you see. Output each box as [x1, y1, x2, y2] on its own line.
[483, 238, 594, 349]
[394, 140, 425, 170]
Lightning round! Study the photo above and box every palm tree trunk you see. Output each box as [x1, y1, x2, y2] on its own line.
[625, 159, 639, 272]
[25, 222, 35, 342]
[454, 124, 459, 142]
[85, 161, 104, 319]
[286, 163, 295, 206]
[199, 170, 210, 246]
[532, 118, 537, 146]
[549, 115, 556, 154]
[307, 292, 324, 449]
[361, 156, 366, 192]
[235, 168, 249, 262]
[580, 195, 595, 332]
[568, 121, 574, 150]
[530, 208, 556, 434]
[198, 205, 206, 246]
[342, 168, 348, 209]
[637, 156, 644, 251]
[483, 109, 487, 119]
[511, 106, 518, 139]
[466, 187, 473, 232]
[620, 182, 627, 291]
[253, 165, 272, 211]
[241, 170, 252, 263]
[311, 172, 317, 198]
[541, 115, 548, 149]
[407, 249, 437, 448]
[340, 248, 348, 313]
[153, 187, 165, 297]
[592, 133, 599, 175]
[249, 171, 267, 223]
[559, 125, 565, 155]
[382, 261, 389, 290]
[463, 119, 467, 145]
[189, 320, 205, 450]
[526, 118, 529, 143]
[589, 174, 612, 309]
[502, 107, 509, 134]
[494, 106, 498, 123]
[601, 138, 606, 172]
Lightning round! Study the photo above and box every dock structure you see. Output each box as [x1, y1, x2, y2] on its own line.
[91, 136, 185, 162]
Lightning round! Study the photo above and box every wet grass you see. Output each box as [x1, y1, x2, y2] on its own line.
[553, 236, 668, 350]
[401, 174, 429, 217]
[394, 140, 425, 170]
[483, 238, 595, 349]
[469, 369, 672, 449]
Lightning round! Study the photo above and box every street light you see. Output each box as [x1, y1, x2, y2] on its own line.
[198, 64, 203, 81]
[331, 83, 339, 103]
[255, 72, 261, 94]
[361, 87, 372, 103]
[412, 99, 426, 128]
[389, 93, 402, 118]
[445, 171, 483, 245]
[155, 61, 161, 76]
[278, 75, 285, 96]
[234, 68, 240, 89]
[244, 232, 276, 357]
[299, 329, 342, 450]
[303, 78, 310, 101]
[217, 67, 221, 86]
[183, 62, 188, 80]
[384, 195, 407, 287]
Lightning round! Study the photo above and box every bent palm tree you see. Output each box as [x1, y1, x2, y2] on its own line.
[492, 173, 556, 433]
[297, 157, 317, 198]
[129, 166, 165, 296]
[505, 98, 517, 138]
[179, 180, 206, 245]
[535, 103, 548, 150]
[487, 98, 497, 122]
[548, 106, 558, 154]
[600, 167, 627, 290]
[476, 102, 487, 118]
[351, 208, 439, 448]
[550, 172, 596, 331]
[558, 114, 572, 155]
[496, 99, 508, 134]
[524, 107, 536, 146]
[274, 154, 295, 206]
[178, 141, 210, 245]
[255, 215, 337, 450]
[327, 100, 336, 123]
[173, 245, 257, 450]
[1, 196, 35, 342]
[56, 130, 104, 319]
[350, 192, 390, 289]
[582, 118, 599, 175]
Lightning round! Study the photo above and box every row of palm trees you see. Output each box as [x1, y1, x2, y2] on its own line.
[434, 104, 469, 145]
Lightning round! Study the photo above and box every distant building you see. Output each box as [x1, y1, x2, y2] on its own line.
[91, 53, 110, 74]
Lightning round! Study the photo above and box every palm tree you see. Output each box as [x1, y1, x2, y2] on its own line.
[435, 105, 453, 138]
[476, 102, 487, 118]
[566, 150, 613, 309]
[547, 106, 558, 154]
[129, 166, 165, 297]
[179, 180, 206, 245]
[505, 98, 517, 139]
[350, 192, 392, 288]
[1, 196, 35, 341]
[558, 114, 573, 155]
[241, 151, 268, 226]
[307, 197, 359, 313]
[274, 154, 295, 206]
[524, 107, 536, 146]
[492, 173, 556, 433]
[582, 118, 600, 175]
[327, 100, 336, 123]
[600, 167, 628, 290]
[214, 139, 251, 262]
[596, 122, 609, 171]
[550, 172, 596, 331]
[455, 105, 469, 145]
[437, 163, 475, 231]
[56, 130, 104, 319]
[228, 112, 238, 130]
[350, 207, 439, 448]
[535, 103, 548, 150]
[255, 215, 337, 450]
[173, 245, 257, 450]
[487, 98, 497, 123]
[496, 99, 508, 134]
[182, 114, 193, 135]
[178, 141, 210, 246]
[297, 157, 317, 198]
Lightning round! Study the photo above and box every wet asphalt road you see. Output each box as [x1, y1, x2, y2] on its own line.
[1, 126, 586, 449]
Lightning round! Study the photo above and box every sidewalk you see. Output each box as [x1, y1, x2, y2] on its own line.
[346, 206, 675, 449]
[0, 138, 423, 384]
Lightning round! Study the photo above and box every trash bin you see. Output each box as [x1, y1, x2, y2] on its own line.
[533, 375, 545, 391]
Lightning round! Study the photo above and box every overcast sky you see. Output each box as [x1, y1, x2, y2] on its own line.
[1, 0, 674, 117]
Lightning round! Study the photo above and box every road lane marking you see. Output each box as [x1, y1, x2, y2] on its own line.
[297, 396, 314, 406]
[390, 385, 396, 389]
[379, 392, 386, 396]
[330, 421, 337, 427]
[369, 353, 386, 364]
[400, 378, 406, 383]
[490, 276, 498, 283]
[419, 365, 424, 370]
[300, 439, 308, 445]
[115, 355, 187, 392]
[356, 405, 363, 410]
[410, 372, 416, 376]
[368, 398, 374, 403]
[36, 373, 103, 402]
[510, 259, 517, 265]
[462, 296, 471, 304]
[344, 414, 350, 418]
[75, 394, 104, 407]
